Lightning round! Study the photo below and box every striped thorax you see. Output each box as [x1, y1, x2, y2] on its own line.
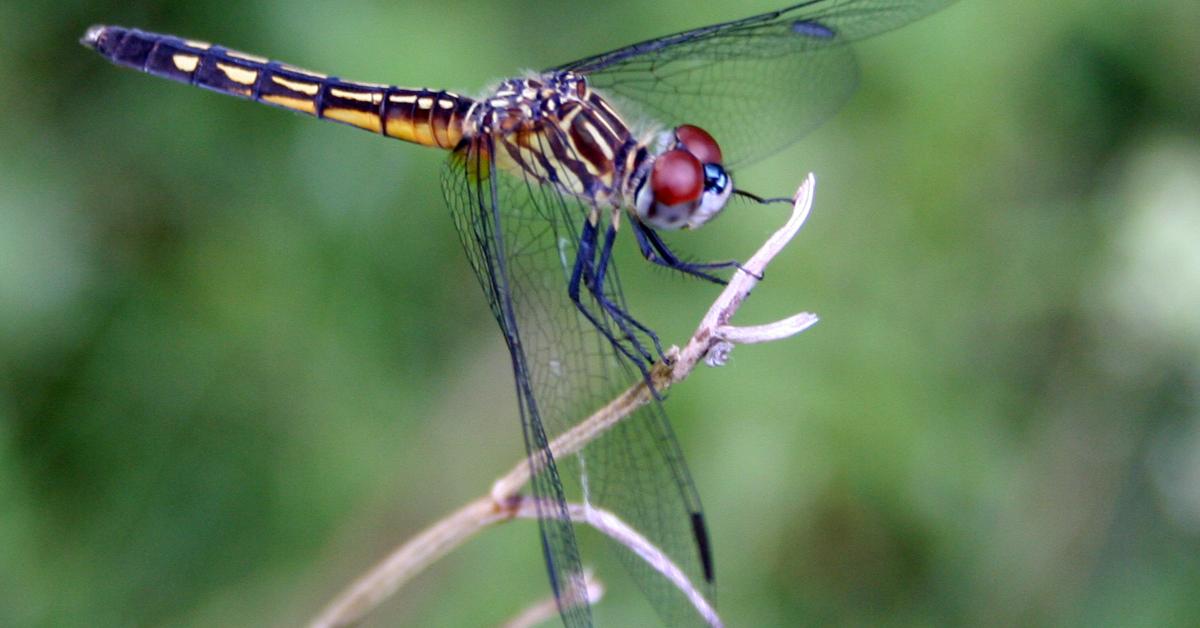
[466, 72, 643, 209]
[466, 72, 734, 230]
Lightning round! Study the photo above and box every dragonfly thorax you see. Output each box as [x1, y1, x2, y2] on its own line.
[468, 71, 642, 206]
[465, 73, 734, 228]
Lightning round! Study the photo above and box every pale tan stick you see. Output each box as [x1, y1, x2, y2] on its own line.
[311, 174, 818, 628]
[310, 497, 508, 627]
[499, 498, 723, 627]
[492, 172, 818, 499]
[503, 569, 604, 628]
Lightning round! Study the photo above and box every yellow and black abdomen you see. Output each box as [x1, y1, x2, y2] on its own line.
[82, 25, 474, 150]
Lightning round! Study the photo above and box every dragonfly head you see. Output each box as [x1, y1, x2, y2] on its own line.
[636, 124, 732, 230]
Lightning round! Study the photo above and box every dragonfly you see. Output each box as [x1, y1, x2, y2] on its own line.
[83, 1, 956, 625]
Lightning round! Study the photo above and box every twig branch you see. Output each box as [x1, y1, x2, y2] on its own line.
[492, 172, 818, 499]
[310, 497, 507, 627]
[503, 569, 604, 628]
[310, 173, 818, 628]
[503, 498, 722, 627]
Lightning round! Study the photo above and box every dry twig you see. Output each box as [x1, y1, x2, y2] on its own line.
[502, 570, 603, 628]
[311, 174, 819, 627]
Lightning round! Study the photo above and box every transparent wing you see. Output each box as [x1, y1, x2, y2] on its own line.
[443, 139, 592, 628]
[551, 0, 957, 168]
[443, 131, 712, 626]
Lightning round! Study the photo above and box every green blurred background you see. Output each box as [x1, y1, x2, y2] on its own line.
[3, 0, 1199, 625]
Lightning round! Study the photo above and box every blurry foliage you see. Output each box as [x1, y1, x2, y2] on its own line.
[2, 0, 1199, 626]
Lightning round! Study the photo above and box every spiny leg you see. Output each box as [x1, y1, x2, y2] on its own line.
[632, 219, 762, 282]
[589, 218, 666, 362]
[567, 214, 657, 379]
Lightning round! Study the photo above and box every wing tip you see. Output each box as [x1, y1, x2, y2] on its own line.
[690, 511, 715, 583]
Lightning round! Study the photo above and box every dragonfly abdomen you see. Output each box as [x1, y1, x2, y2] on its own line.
[81, 25, 473, 150]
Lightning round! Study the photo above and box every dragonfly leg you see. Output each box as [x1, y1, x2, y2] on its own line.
[567, 218, 657, 381]
[632, 219, 763, 282]
[591, 221, 667, 361]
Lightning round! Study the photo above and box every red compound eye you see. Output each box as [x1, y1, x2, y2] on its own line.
[676, 124, 723, 164]
[651, 149, 703, 205]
